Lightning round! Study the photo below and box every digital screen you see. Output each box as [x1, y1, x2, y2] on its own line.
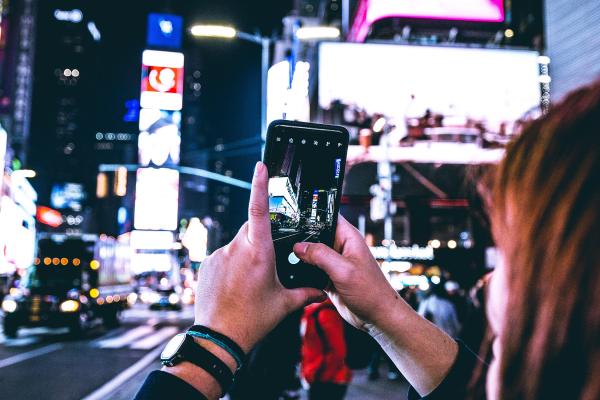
[351, 0, 504, 41]
[138, 109, 181, 167]
[140, 50, 184, 111]
[50, 183, 87, 211]
[265, 123, 348, 287]
[134, 168, 179, 231]
[319, 43, 541, 128]
[146, 13, 183, 49]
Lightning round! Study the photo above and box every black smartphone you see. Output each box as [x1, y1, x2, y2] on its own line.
[263, 120, 349, 289]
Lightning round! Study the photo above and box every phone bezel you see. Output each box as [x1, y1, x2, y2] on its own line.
[263, 119, 350, 289]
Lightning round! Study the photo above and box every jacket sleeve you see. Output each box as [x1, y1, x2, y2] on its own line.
[407, 340, 480, 400]
[317, 308, 347, 371]
[134, 370, 208, 400]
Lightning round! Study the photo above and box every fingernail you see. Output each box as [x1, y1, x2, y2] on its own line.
[254, 161, 263, 176]
[294, 242, 309, 256]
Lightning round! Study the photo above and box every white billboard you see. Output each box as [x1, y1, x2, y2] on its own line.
[319, 43, 541, 127]
[134, 168, 179, 231]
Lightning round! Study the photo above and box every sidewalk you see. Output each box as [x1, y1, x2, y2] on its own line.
[109, 362, 409, 400]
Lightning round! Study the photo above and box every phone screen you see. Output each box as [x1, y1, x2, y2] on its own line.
[264, 121, 348, 289]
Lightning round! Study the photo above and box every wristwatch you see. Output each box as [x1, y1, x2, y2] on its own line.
[161, 333, 235, 394]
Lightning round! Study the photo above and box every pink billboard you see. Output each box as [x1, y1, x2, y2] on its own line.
[350, 0, 505, 42]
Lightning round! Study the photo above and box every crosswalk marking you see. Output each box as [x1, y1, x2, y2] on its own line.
[2, 337, 40, 347]
[130, 326, 178, 350]
[96, 325, 156, 349]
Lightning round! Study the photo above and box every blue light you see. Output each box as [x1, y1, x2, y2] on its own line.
[117, 207, 128, 225]
[123, 99, 140, 122]
[147, 14, 183, 49]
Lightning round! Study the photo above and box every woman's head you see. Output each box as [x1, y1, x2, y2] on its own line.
[486, 80, 600, 400]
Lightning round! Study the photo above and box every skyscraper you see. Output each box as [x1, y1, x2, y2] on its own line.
[28, 2, 100, 234]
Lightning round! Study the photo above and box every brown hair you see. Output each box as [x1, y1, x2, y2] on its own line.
[490, 80, 600, 399]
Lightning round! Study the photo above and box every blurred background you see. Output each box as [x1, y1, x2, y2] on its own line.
[0, 0, 598, 399]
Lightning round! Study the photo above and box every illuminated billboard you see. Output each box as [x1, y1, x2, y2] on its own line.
[138, 109, 181, 167]
[134, 168, 179, 231]
[147, 13, 183, 49]
[140, 50, 184, 111]
[350, 0, 505, 42]
[319, 43, 541, 127]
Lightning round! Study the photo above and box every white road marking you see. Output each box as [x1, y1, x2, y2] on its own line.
[81, 346, 163, 400]
[130, 326, 178, 350]
[96, 325, 155, 349]
[273, 231, 303, 242]
[0, 343, 63, 369]
[2, 337, 40, 347]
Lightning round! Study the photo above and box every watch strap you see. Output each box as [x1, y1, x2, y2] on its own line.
[163, 334, 235, 395]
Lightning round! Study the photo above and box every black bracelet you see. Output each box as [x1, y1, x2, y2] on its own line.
[188, 325, 246, 369]
[163, 336, 235, 395]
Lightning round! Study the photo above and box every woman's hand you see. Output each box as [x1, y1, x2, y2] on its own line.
[294, 217, 459, 397]
[194, 162, 326, 353]
[293, 216, 403, 331]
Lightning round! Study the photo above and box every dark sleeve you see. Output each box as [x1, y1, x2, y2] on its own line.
[407, 340, 480, 400]
[134, 370, 208, 400]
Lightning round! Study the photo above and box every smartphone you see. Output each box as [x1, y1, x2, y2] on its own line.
[263, 120, 349, 289]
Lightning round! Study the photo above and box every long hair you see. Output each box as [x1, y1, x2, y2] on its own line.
[490, 80, 600, 399]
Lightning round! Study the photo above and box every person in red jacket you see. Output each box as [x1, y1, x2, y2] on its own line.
[301, 298, 352, 400]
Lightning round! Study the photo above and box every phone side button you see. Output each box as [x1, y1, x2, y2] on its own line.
[288, 252, 300, 265]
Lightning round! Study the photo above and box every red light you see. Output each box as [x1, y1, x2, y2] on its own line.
[36, 206, 63, 228]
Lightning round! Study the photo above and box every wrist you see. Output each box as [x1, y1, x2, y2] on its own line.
[162, 362, 220, 400]
[192, 337, 238, 373]
[367, 291, 418, 338]
[193, 319, 256, 354]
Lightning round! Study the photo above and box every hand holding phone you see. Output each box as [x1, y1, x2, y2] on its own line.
[263, 120, 349, 289]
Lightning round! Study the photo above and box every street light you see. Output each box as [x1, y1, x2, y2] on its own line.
[190, 25, 236, 38]
[12, 169, 36, 179]
[295, 26, 340, 41]
[190, 24, 270, 139]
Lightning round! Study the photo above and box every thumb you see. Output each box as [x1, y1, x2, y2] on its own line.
[286, 287, 328, 310]
[293, 242, 348, 280]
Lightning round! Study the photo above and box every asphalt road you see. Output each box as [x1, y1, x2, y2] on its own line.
[0, 304, 408, 400]
[0, 304, 195, 400]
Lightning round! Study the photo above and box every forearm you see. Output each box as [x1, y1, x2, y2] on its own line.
[367, 299, 458, 396]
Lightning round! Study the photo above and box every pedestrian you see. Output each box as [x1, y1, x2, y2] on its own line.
[301, 298, 351, 400]
[417, 281, 461, 338]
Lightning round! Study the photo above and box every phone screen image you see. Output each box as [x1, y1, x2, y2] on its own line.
[264, 121, 348, 289]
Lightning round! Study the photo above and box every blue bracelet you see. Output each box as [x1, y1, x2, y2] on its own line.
[187, 330, 244, 370]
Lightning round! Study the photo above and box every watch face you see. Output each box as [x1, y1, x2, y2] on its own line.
[161, 333, 186, 360]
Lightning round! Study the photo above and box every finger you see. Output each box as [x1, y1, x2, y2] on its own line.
[247, 161, 271, 245]
[286, 287, 328, 310]
[293, 242, 348, 280]
[334, 215, 372, 258]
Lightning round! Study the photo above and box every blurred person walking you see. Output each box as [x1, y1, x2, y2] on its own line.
[301, 298, 352, 400]
[417, 282, 461, 338]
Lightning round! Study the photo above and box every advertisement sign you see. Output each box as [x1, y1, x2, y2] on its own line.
[351, 0, 505, 42]
[140, 50, 184, 111]
[50, 183, 86, 211]
[138, 109, 181, 167]
[0, 196, 36, 274]
[134, 168, 179, 231]
[147, 13, 183, 49]
[319, 43, 541, 127]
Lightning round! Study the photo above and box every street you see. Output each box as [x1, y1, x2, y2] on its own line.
[0, 304, 194, 400]
[0, 304, 408, 400]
